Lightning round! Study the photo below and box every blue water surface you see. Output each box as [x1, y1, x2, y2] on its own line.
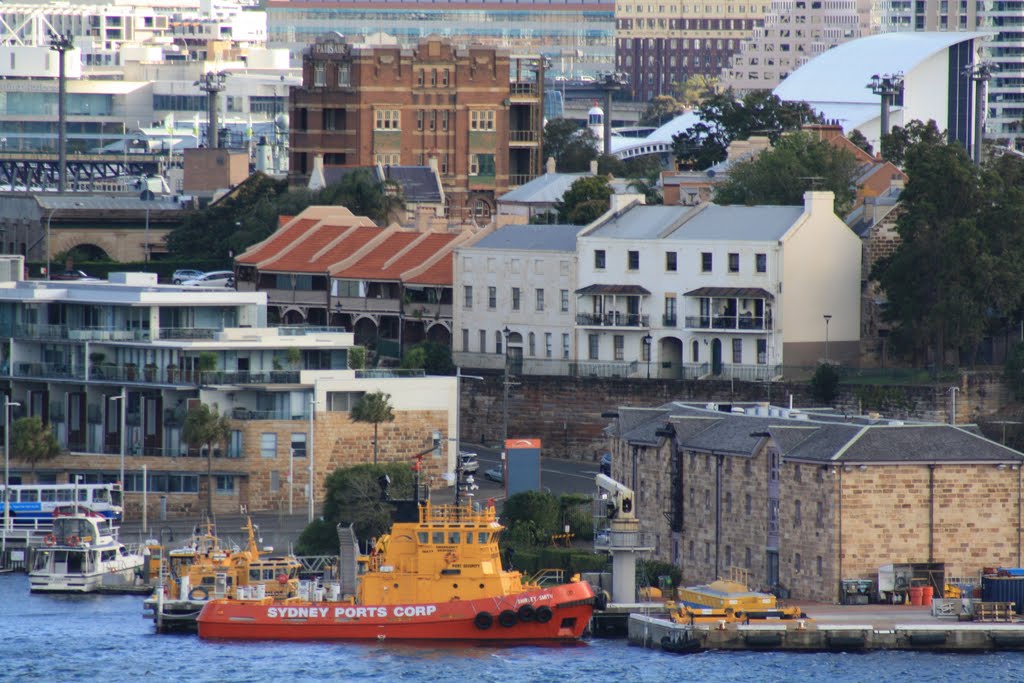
[2, 573, 1024, 683]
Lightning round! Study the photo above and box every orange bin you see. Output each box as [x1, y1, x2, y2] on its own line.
[921, 586, 934, 606]
[908, 586, 924, 605]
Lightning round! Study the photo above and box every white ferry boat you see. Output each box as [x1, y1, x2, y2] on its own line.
[29, 511, 145, 593]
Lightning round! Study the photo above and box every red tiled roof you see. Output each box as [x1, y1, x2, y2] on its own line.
[407, 253, 454, 286]
[260, 225, 383, 273]
[236, 218, 319, 265]
[333, 232, 461, 285]
[332, 232, 422, 280]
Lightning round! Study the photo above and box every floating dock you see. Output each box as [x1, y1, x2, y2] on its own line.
[628, 604, 1024, 652]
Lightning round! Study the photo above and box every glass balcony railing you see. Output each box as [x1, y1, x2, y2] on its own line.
[576, 312, 650, 327]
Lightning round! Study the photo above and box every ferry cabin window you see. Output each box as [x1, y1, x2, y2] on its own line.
[93, 489, 110, 503]
[448, 532, 460, 544]
[250, 569, 260, 581]
[41, 490, 56, 503]
[20, 489, 39, 502]
[417, 532, 428, 544]
[432, 531, 445, 544]
[57, 489, 73, 502]
[101, 550, 116, 562]
[478, 532, 489, 544]
[465, 532, 474, 544]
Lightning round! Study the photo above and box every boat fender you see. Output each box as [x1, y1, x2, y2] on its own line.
[43, 534, 56, 547]
[535, 605, 554, 624]
[498, 610, 518, 628]
[517, 604, 536, 622]
[189, 586, 210, 601]
[474, 612, 494, 630]
[67, 535, 80, 546]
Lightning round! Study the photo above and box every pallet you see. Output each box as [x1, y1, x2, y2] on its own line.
[970, 601, 1017, 623]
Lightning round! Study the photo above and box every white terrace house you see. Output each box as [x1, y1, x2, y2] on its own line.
[575, 192, 861, 380]
[452, 224, 581, 376]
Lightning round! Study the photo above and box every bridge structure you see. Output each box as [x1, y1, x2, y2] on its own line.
[0, 152, 165, 192]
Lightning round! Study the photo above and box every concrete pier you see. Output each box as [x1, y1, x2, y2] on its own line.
[628, 604, 1024, 653]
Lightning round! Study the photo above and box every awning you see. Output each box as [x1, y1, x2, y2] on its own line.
[683, 286, 774, 299]
[575, 284, 651, 296]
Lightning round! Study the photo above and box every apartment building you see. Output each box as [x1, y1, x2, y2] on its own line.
[288, 34, 545, 224]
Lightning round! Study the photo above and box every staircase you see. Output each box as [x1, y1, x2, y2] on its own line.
[337, 524, 359, 597]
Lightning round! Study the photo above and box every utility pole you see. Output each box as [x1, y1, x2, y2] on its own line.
[195, 71, 228, 149]
[49, 32, 74, 193]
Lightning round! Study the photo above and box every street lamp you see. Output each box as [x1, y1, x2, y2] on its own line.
[308, 396, 317, 523]
[109, 389, 127, 517]
[823, 314, 832, 363]
[642, 334, 653, 379]
[866, 72, 904, 139]
[3, 398, 20, 560]
[502, 327, 510, 448]
[949, 386, 960, 426]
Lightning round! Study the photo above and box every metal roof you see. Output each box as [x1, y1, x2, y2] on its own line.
[587, 205, 695, 240]
[34, 196, 183, 211]
[468, 224, 581, 252]
[498, 172, 589, 204]
[684, 287, 774, 299]
[576, 284, 651, 295]
[668, 204, 804, 242]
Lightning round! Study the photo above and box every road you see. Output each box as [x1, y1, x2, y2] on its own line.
[460, 444, 601, 503]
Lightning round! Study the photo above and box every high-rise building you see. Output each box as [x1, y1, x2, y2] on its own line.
[878, 0, 1023, 143]
[723, 0, 874, 94]
[289, 34, 545, 224]
[615, 0, 766, 102]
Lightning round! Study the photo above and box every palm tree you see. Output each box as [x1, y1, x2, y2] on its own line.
[182, 403, 232, 518]
[12, 417, 63, 471]
[350, 391, 395, 465]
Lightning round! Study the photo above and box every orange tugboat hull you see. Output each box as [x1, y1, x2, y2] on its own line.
[198, 582, 595, 642]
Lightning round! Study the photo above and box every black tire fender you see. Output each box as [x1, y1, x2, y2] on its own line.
[473, 612, 493, 630]
[535, 605, 554, 623]
[498, 609, 518, 627]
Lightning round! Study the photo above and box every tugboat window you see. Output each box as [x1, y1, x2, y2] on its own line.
[417, 532, 428, 544]
[448, 532, 460, 544]
[478, 532, 489, 544]
[432, 532, 444, 544]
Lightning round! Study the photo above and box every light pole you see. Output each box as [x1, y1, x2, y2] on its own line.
[642, 334, 652, 379]
[49, 31, 73, 193]
[45, 208, 58, 279]
[3, 398, 20, 560]
[823, 314, 832, 363]
[109, 389, 127, 490]
[867, 72, 904, 140]
[949, 386, 960, 426]
[308, 396, 316, 523]
[289, 447, 294, 515]
[502, 327, 510, 448]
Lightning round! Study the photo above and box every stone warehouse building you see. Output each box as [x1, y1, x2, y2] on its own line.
[605, 402, 1024, 602]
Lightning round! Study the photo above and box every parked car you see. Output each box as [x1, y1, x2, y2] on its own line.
[50, 270, 99, 281]
[600, 452, 612, 476]
[181, 270, 234, 287]
[459, 452, 479, 473]
[172, 269, 204, 284]
[484, 466, 504, 483]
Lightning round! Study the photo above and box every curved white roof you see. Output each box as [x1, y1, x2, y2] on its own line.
[774, 31, 993, 105]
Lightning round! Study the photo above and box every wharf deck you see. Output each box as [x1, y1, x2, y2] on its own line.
[628, 604, 1024, 653]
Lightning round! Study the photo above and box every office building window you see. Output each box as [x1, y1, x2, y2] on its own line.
[545, 332, 553, 358]
[628, 250, 640, 270]
[488, 286, 496, 309]
[756, 252, 767, 272]
[512, 287, 520, 311]
[337, 63, 350, 87]
[529, 332, 536, 356]
[260, 433, 276, 458]
[374, 109, 400, 130]
[666, 251, 677, 271]
[494, 331, 503, 355]
[291, 433, 307, 458]
[595, 250, 606, 269]
[535, 288, 544, 311]
[313, 63, 326, 86]
[562, 333, 570, 359]
[463, 285, 473, 309]
[729, 252, 740, 272]
[560, 289, 569, 312]
[479, 330, 487, 352]
[701, 252, 712, 272]
[470, 110, 496, 130]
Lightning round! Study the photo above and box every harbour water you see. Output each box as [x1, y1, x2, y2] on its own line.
[2, 573, 1023, 683]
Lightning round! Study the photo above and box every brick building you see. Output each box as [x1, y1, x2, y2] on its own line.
[606, 401, 1024, 603]
[288, 34, 545, 224]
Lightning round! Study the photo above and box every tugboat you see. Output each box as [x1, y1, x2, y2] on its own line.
[198, 470, 600, 642]
[143, 519, 301, 633]
[29, 511, 145, 593]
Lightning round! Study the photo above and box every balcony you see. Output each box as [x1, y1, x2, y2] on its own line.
[15, 323, 151, 342]
[568, 360, 639, 378]
[509, 82, 539, 98]
[509, 129, 539, 145]
[200, 370, 301, 385]
[158, 327, 218, 340]
[508, 174, 536, 187]
[576, 312, 650, 328]
[334, 295, 401, 313]
[685, 315, 768, 331]
[229, 408, 311, 421]
[662, 314, 678, 327]
[14, 361, 84, 381]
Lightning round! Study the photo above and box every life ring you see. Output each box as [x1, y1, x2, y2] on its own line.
[517, 604, 536, 622]
[535, 605, 554, 624]
[473, 612, 493, 630]
[445, 552, 457, 564]
[498, 609, 518, 628]
[66, 535, 80, 546]
[188, 586, 210, 601]
[43, 534, 56, 547]
[277, 574, 289, 585]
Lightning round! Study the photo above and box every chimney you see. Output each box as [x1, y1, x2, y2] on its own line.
[803, 190, 835, 216]
[546, 156, 556, 174]
[589, 159, 598, 176]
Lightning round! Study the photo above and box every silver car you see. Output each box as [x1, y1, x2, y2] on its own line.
[181, 270, 234, 287]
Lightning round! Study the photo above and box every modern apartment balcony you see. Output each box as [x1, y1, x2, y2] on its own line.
[200, 370, 301, 386]
[685, 315, 769, 331]
[576, 312, 650, 328]
[15, 323, 151, 342]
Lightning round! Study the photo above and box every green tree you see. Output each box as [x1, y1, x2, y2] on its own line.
[637, 558, 683, 592]
[671, 90, 822, 170]
[1004, 343, 1024, 400]
[543, 118, 598, 172]
[847, 129, 873, 157]
[501, 490, 561, 547]
[350, 391, 395, 464]
[401, 341, 455, 375]
[321, 169, 405, 225]
[555, 176, 613, 225]
[182, 403, 232, 518]
[313, 462, 415, 551]
[638, 95, 685, 127]
[11, 417, 63, 470]
[880, 119, 945, 166]
[713, 132, 859, 215]
[672, 73, 720, 109]
[348, 346, 366, 370]
[810, 363, 841, 404]
[871, 135, 988, 370]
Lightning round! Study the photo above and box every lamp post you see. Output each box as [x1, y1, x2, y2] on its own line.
[502, 327, 510, 448]
[949, 386, 960, 426]
[642, 334, 652, 379]
[49, 31, 73, 193]
[3, 398, 21, 559]
[109, 389, 127, 517]
[823, 314, 832, 363]
[308, 396, 317, 523]
[867, 72, 904, 139]
[45, 208, 58, 279]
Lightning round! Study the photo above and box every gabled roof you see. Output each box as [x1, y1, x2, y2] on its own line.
[498, 172, 589, 204]
[384, 166, 443, 203]
[467, 224, 582, 252]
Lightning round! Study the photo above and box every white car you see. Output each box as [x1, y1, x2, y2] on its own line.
[181, 270, 234, 287]
[459, 452, 479, 473]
